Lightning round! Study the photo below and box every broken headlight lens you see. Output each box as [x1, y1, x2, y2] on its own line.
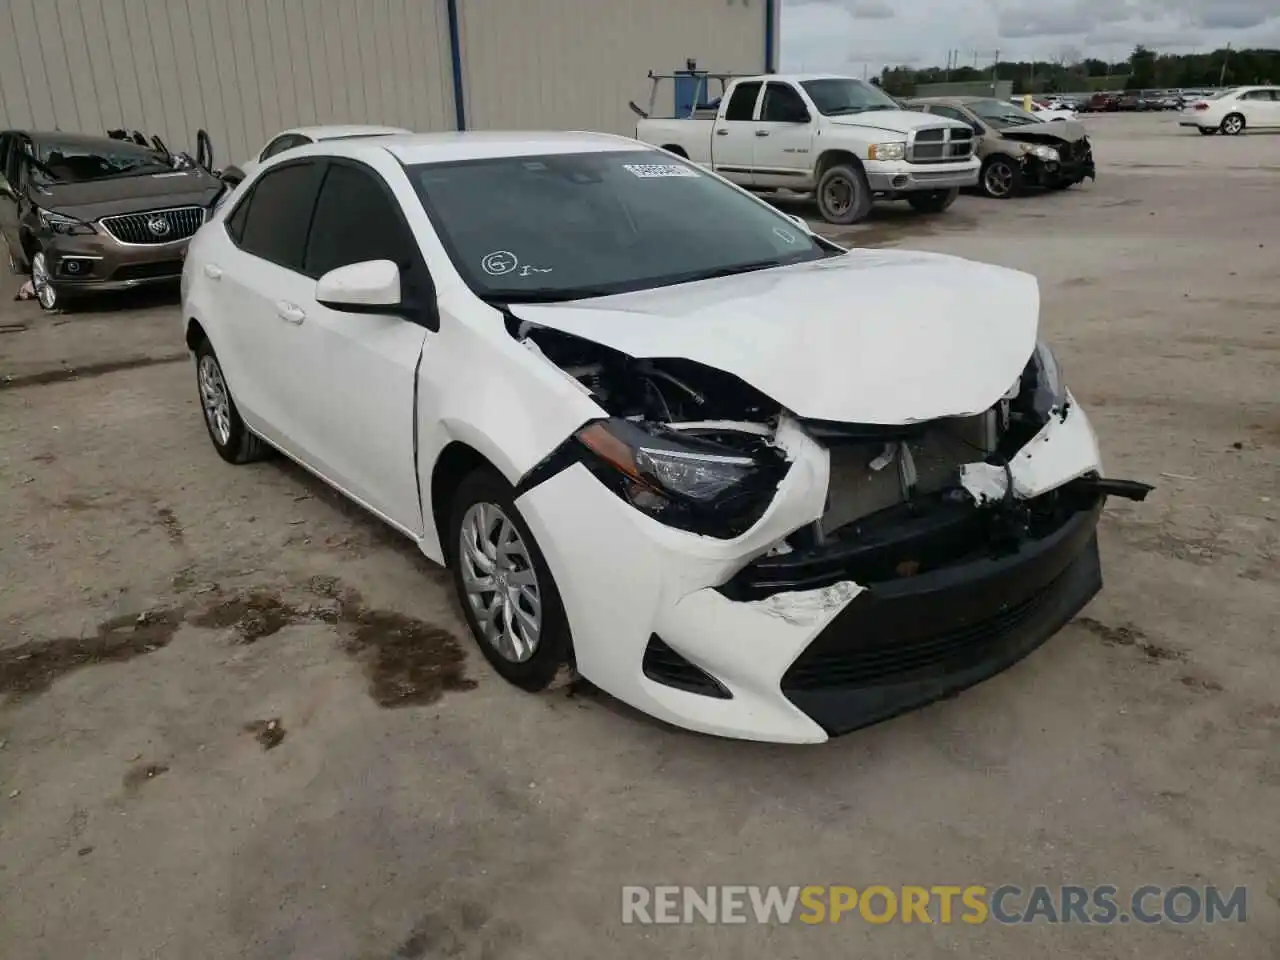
[38, 209, 97, 236]
[1028, 144, 1060, 162]
[576, 419, 787, 537]
[1016, 340, 1066, 423]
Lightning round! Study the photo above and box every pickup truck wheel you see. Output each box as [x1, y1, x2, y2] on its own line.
[981, 156, 1022, 199]
[1220, 113, 1245, 136]
[906, 188, 959, 213]
[448, 467, 573, 692]
[816, 164, 873, 225]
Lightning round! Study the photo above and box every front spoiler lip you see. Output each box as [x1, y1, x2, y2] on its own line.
[781, 502, 1103, 737]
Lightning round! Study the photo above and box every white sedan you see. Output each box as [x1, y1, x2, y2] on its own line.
[1180, 86, 1280, 135]
[221, 124, 410, 184]
[181, 132, 1150, 743]
[1008, 98, 1077, 122]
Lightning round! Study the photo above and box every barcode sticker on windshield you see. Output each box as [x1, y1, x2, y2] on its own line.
[622, 163, 699, 179]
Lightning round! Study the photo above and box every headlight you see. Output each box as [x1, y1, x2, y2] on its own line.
[868, 141, 906, 161]
[1028, 144, 1060, 162]
[38, 209, 96, 236]
[1015, 341, 1067, 423]
[575, 419, 788, 537]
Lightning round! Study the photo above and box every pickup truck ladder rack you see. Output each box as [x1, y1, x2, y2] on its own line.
[629, 64, 760, 120]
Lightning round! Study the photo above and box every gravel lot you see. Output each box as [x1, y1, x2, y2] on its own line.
[1, 113, 1277, 959]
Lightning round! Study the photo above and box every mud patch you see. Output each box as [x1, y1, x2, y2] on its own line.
[193, 580, 475, 707]
[1074, 616, 1186, 662]
[244, 718, 286, 750]
[122, 762, 170, 791]
[0, 353, 188, 391]
[1178, 675, 1224, 692]
[189, 592, 312, 643]
[0, 608, 185, 700]
[154, 505, 184, 545]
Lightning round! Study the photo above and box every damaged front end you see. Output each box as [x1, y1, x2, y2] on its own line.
[515, 319, 1151, 738]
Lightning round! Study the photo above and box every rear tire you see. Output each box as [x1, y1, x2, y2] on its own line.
[447, 467, 573, 692]
[906, 187, 959, 214]
[193, 338, 269, 464]
[815, 163, 874, 225]
[1197, 127, 1217, 136]
[1220, 113, 1245, 136]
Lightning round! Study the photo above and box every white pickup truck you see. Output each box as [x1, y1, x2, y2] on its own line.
[635, 73, 980, 225]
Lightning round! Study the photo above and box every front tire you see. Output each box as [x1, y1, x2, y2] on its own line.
[906, 187, 959, 214]
[194, 338, 268, 464]
[815, 163, 874, 225]
[980, 156, 1022, 199]
[30, 250, 60, 311]
[448, 467, 572, 692]
[1220, 113, 1245, 136]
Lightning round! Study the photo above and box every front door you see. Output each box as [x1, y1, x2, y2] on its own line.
[713, 80, 763, 185]
[292, 160, 430, 535]
[752, 82, 815, 189]
[0, 134, 25, 264]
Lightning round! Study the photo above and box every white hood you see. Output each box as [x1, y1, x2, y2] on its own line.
[827, 109, 969, 136]
[513, 250, 1040, 425]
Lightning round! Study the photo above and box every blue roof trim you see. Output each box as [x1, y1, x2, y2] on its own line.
[765, 0, 777, 72]
[446, 0, 467, 130]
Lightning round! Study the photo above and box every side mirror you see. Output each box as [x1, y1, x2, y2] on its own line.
[316, 259, 403, 313]
[786, 213, 811, 232]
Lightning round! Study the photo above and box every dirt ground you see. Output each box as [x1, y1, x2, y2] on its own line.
[1, 113, 1277, 959]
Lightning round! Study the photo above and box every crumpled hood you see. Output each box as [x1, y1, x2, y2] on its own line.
[1001, 119, 1088, 144]
[513, 250, 1040, 424]
[32, 169, 223, 221]
[827, 109, 969, 136]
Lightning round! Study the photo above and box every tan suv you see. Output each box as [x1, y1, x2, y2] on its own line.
[0, 131, 224, 311]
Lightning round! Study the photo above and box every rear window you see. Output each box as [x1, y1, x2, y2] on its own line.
[234, 162, 324, 272]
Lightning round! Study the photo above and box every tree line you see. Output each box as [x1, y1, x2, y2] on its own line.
[879, 46, 1280, 96]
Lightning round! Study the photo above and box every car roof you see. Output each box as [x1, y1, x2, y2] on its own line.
[285, 124, 411, 141]
[15, 131, 154, 150]
[332, 130, 647, 164]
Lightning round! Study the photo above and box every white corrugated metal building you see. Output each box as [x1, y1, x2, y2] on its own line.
[0, 0, 779, 165]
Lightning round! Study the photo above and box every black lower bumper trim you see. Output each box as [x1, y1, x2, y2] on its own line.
[782, 504, 1102, 736]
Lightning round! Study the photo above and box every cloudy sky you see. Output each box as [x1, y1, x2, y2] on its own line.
[782, 0, 1280, 75]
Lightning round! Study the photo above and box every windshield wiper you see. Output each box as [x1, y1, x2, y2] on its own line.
[688, 258, 788, 281]
[481, 287, 620, 304]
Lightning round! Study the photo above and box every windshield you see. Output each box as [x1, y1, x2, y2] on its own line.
[800, 79, 902, 116]
[409, 150, 829, 302]
[30, 139, 172, 184]
[968, 99, 1040, 128]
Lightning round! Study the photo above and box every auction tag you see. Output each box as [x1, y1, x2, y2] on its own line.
[622, 163, 699, 179]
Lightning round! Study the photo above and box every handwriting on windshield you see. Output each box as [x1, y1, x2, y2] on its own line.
[481, 250, 552, 278]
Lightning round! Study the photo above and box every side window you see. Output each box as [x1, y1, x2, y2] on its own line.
[760, 83, 810, 123]
[303, 163, 414, 279]
[224, 186, 253, 244]
[260, 134, 308, 161]
[724, 82, 762, 122]
[236, 162, 323, 271]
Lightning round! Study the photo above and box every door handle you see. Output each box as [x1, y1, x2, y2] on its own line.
[275, 301, 305, 325]
[715, 128, 729, 136]
[203, 264, 223, 280]
[755, 130, 770, 137]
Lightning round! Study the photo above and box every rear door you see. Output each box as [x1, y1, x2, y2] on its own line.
[0, 134, 20, 260]
[752, 82, 815, 188]
[712, 81, 763, 185]
[294, 160, 430, 534]
[1236, 90, 1273, 127]
[214, 160, 326, 459]
[1256, 89, 1280, 128]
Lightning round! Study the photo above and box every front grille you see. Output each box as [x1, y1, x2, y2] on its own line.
[112, 260, 184, 282]
[782, 568, 1064, 690]
[642, 635, 730, 698]
[100, 206, 204, 245]
[908, 127, 973, 163]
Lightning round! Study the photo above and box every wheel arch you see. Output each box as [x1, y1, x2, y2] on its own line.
[661, 144, 688, 158]
[815, 149, 864, 179]
[185, 317, 208, 352]
[428, 439, 507, 564]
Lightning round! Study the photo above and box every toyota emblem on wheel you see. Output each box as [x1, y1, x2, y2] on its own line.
[147, 216, 171, 237]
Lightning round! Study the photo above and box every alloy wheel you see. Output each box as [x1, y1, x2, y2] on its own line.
[984, 162, 1014, 197]
[198, 354, 232, 447]
[458, 501, 542, 663]
[30, 252, 56, 310]
[1222, 114, 1244, 135]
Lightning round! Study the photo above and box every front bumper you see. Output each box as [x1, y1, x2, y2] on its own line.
[517, 394, 1111, 743]
[41, 231, 192, 296]
[864, 159, 980, 193]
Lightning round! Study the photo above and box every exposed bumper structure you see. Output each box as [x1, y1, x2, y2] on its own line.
[517, 395, 1116, 743]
